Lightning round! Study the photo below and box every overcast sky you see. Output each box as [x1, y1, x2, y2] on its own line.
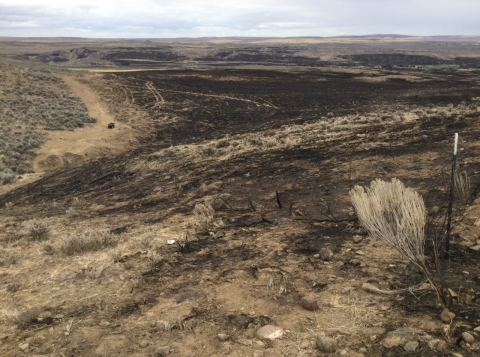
[1, 0, 479, 38]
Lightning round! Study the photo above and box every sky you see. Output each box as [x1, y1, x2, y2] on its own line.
[0, 0, 479, 38]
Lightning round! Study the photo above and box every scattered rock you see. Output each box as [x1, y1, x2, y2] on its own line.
[319, 248, 334, 261]
[469, 245, 480, 251]
[155, 346, 170, 356]
[440, 309, 455, 323]
[218, 333, 229, 341]
[253, 351, 264, 357]
[341, 286, 355, 294]
[255, 325, 285, 340]
[404, 340, 419, 351]
[300, 340, 310, 349]
[316, 335, 337, 353]
[381, 327, 420, 348]
[349, 259, 361, 266]
[18, 343, 29, 351]
[301, 294, 319, 311]
[139, 340, 149, 348]
[429, 206, 440, 216]
[462, 332, 474, 343]
[337, 327, 351, 335]
[353, 235, 363, 243]
[220, 345, 231, 355]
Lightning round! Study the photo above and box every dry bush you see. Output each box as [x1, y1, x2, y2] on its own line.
[60, 229, 117, 256]
[351, 178, 448, 309]
[21, 219, 50, 241]
[193, 195, 227, 233]
[0, 247, 19, 267]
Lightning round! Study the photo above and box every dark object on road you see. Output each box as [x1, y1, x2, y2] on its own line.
[108, 123, 115, 129]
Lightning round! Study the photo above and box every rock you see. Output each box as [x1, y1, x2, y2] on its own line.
[381, 327, 420, 348]
[355, 250, 365, 256]
[319, 248, 334, 261]
[254, 340, 265, 346]
[155, 345, 170, 356]
[139, 340, 149, 348]
[353, 235, 363, 243]
[300, 340, 310, 349]
[220, 345, 231, 355]
[337, 327, 351, 335]
[429, 206, 440, 216]
[255, 325, 285, 340]
[474, 326, 480, 332]
[474, 219, 480, 227]
[218, 333, 229, 341]
[404, 340, 419, 351]
[469, 245, 480, 251]
[341, 286, 355, 294]
[19, 343, 29, 351]
[440, 309, 455, 323]
[435, 340, 447, 352]
[253, 351, 264, 357]
[462, 332, 474, 343]
[316, 335, 337, 353]
[349, 259, 361, 266]
[313, 254, 320, 259]
[301, 294, 319, 311]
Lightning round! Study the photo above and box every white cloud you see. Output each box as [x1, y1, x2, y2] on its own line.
[0, 0, 479, 37]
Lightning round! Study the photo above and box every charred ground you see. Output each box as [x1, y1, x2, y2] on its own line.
[0, 40, 480, 357]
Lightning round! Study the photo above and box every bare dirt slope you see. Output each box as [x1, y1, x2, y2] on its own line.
[33, 75, 137, 172]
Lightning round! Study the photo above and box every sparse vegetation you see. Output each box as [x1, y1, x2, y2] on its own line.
[59, 229, 117, 255]
[0, 64, 96, 183]
[21, 218, 50, 241]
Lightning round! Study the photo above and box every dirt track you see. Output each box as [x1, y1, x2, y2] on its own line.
[32, 75, 136, 172]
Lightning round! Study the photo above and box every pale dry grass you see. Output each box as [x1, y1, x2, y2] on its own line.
[21, 218, 50, 241]
[350, 178, 426, 263]
[59, 229, 117, 256]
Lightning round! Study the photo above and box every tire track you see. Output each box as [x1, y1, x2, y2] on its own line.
[145, 81, 165, 109]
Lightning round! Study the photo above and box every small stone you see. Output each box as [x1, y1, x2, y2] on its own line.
[435, 340, 448, 352]
[301, 294, 320, 311]
[313, 254, 320, 259]
[381, 327, 420, 348]
[218, 333, 229, 341]
[155, 345, 170, 356]
[355, 250, 365, 256]
[469, 245, 480, 251]
[139, 340, 149, 348]
[253, 351, 264, 357]
[256, 325, 285, 340]
[341, 286, 355, 294]
[220, 345, 231, 355]
[462, 332, 474, 343]
[319, 248, 334, 261]
[300, 340, 310, 349]
[370, 335, 377, 341]
[337, 327, 351, 335]
[404, 340, 419, 351]
[353, 235, 363, 243]
[254, 340, 265, 346]
[339, 350, 348, 356]
[474, 326, 480, 332]
[19, 343, 29, 351]
[316, 335, 337, 353]
[474, 219, 480, 227]
[440, 309, 455, 323]
[349, 259, 361, 266]
[429, 206, 440, 216]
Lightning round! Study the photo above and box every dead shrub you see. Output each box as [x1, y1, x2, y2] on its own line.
[21, 219, 50, 241]
[0, 247, 19, 267]
[350, 178, 449, 309]
[193, 195, 227, 233]
[60, 229, 117, 256]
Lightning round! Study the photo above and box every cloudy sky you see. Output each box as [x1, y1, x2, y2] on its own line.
[0, 0, 479, 38]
